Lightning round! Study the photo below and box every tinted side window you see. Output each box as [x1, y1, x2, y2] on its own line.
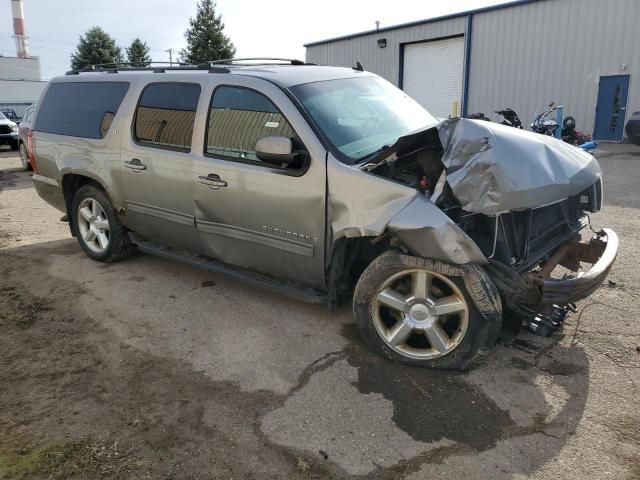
[34, 82, 129, 139]
[134, 83, 201, 151]
[206, 86, 295, 163]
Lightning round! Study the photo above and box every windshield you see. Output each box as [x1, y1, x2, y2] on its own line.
[0, 112, 6, 120]
[290, 76, 437, 164]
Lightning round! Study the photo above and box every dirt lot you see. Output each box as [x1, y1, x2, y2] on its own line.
[0, 145, 639, 479]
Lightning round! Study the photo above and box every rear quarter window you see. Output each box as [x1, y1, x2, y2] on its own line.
[34, 82, 129, 139]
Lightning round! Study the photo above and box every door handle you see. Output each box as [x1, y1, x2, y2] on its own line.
[124, 158, 147, 171]
[198, 174, 227, 189]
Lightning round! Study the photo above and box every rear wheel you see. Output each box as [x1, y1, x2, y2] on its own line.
[71, 185, 135, 262]
[353, 252, 500, 370]
[19, 143, 31, 170]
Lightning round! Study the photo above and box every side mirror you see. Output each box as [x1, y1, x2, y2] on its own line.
[255, 135, 297, 167]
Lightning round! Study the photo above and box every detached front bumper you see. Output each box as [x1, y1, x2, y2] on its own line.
[540, 228, 618, 304]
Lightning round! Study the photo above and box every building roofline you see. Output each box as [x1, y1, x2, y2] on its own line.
[303, 0, 545, 47]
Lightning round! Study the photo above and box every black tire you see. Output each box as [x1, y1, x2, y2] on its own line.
[19, 143, 31, 170]
[10, 140, 19, 151]
[71, 184, 135, 262]
[353, 252, 501, 370]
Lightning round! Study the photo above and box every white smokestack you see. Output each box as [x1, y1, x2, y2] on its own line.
[11, 0, 29, 58]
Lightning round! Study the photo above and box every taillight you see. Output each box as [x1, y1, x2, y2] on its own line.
[28, 130, 37, 172]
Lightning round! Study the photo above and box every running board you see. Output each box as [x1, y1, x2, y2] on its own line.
[128, 233, 327, 304]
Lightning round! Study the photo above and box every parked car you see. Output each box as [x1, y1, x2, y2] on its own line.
[625, 111, 640, 146]
[29, 61, 617, 370]
[1, 108, 21, 124]
[17, 104, 36, 170]
[0, 111, 19, 151]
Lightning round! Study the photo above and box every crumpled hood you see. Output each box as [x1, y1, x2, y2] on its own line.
[437, 118, 601, 214]
[366, 118, 602, 215]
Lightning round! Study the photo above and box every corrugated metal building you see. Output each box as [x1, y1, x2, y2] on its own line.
[305, 0, 640, 141]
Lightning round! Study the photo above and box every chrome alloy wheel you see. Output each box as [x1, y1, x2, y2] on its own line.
[372, 269, 469, 360]
[77, 198, 110, 254]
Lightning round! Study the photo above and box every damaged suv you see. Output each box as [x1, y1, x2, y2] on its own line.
[31, 61, 617, 370]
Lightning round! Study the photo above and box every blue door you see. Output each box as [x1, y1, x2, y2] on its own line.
[593, 75, 630, 141]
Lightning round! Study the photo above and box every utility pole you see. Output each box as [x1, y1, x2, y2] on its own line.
[165, 48, 174, 66]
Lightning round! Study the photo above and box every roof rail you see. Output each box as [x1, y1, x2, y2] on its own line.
[65, 58, 313, 76]
[204, 57, 310, 65]
[65, 62, 231, 75]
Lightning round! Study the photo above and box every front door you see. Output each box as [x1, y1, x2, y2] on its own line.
[593, 75, 630, 141]
[121, 81, 202, 252]
[192, 80, 327, 290]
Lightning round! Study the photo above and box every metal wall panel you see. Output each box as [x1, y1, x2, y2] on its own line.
[467, 0, 640, 137]
[306, 17, 466, 86]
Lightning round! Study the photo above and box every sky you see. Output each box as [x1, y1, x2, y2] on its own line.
[0, 0, 516, 80]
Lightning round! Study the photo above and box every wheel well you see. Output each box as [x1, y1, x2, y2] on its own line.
[326, 235, 392, 308]
[61, 174, 105, 235]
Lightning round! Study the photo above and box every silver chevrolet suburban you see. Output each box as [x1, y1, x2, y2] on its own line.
[30, 60, 617, 370]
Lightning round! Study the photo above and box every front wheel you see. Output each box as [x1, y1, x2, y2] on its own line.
[353, 252, 500, 370]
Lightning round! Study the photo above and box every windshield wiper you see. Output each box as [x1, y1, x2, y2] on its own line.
[356, 144, 391, 162]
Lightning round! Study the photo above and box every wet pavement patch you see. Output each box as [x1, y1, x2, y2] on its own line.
[340, 324, 515, 450]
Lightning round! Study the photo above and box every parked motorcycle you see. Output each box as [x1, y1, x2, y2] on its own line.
[561, 116, 591, 145]
[530, 102, 559, 136]
[495, 108, 523, 129]
[466, 112, 491, 121]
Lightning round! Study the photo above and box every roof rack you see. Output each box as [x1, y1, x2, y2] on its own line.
[66, 62, 229, 75]
[65, 58, 313, 76]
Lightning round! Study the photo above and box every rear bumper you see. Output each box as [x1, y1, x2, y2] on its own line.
[541, 228, 618, 304]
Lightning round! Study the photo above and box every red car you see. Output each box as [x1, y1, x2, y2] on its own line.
[18, 104, 36, 170]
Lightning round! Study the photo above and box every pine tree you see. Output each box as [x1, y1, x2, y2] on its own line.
[126, 38, 152, 67]
[181, 0, 236, 64]
[70, 26, 123, 70]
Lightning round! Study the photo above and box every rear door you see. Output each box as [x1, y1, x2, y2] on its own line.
[192, 78, 327, 290]
[121, 81, 202, 252]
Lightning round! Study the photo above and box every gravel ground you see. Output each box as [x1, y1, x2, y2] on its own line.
[0, 144, 638, 479]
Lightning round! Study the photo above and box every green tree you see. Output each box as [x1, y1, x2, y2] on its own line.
[180, 0, 236, 64]
[70, 26, 123, 70]
[126, 38, 152, 67]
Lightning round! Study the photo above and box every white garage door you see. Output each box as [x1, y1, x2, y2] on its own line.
[402, 37, 465, 118]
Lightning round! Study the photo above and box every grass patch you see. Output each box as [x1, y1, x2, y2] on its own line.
[0, 440, 88, 479]
[0, 424, 131, 480]
[0, 286, 48, 329]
